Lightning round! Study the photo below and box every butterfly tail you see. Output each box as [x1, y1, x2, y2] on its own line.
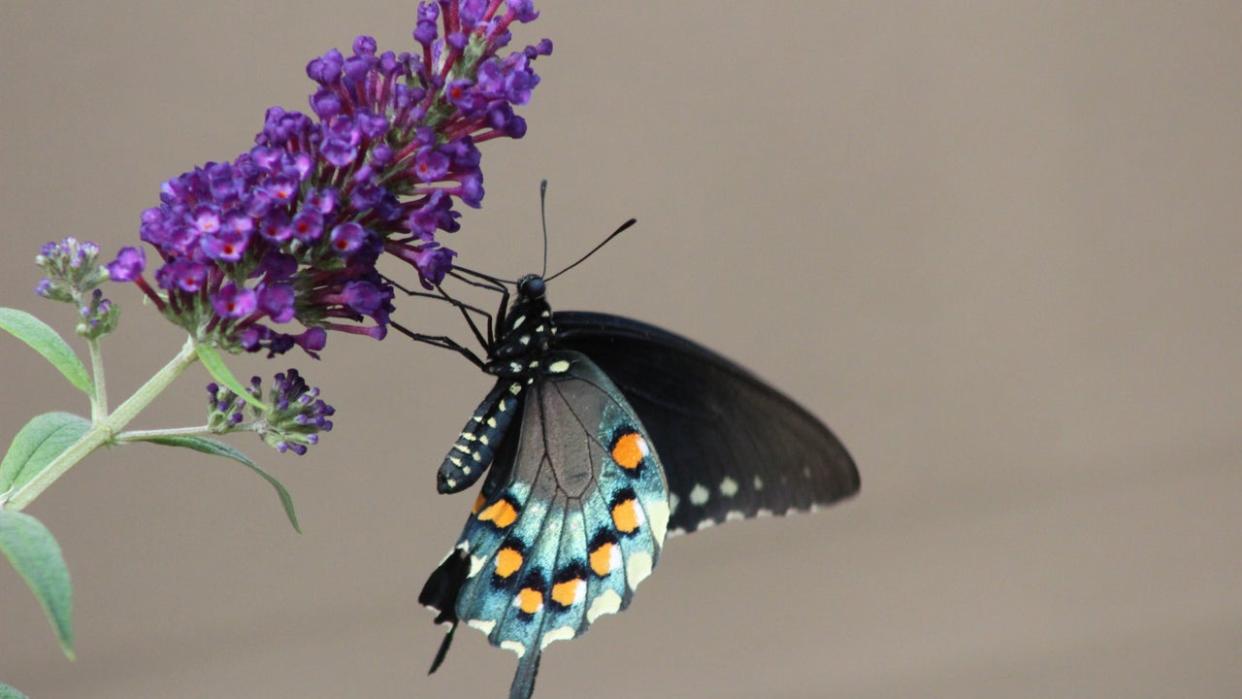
[508, 650, 542, 699]
[428, 622, 456, 675]
[419, 546, 471, 673]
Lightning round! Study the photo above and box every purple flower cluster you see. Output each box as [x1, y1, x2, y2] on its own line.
[36, 237, 108, 304]
[207, 369, 335, 455]
[207, 381, 251, 433]
[77, 289, 119, 340]
[36, 237, 119, 339]
[111, 1, 550, 356]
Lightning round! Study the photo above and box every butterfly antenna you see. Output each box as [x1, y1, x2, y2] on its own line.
[539, 179, 550, 278]
[545, 218, 637, 282]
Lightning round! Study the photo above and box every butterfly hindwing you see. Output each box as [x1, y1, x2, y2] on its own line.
[554, 311, 860, 535]
[422, 350, 669, 699]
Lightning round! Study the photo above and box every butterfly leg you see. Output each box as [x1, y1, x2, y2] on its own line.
[448, 267, 511, 332]
[389, 321, 486, 369]
[382, 273, 495, 348]
[435, 284, 492, 349]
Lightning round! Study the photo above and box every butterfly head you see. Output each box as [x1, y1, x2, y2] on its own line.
[516, 274, 546, 300]
[483, 273, 554, 374]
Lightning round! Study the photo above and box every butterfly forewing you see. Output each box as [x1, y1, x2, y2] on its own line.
[554, 311, 859, 535]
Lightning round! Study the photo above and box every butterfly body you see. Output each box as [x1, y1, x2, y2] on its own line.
[434, 276, 554, 494]
[419, 274, 858, 699]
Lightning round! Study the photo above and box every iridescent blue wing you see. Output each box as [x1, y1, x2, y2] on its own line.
[420, 350, 669, 699]
[554, 311, 859, 535]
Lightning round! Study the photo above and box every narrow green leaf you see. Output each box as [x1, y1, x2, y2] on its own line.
[194, 344, 268, 411]
[140, 436, 300, 533]
[0, 682, 30, 699]
[0, 510, 74, 659]
[0, 413, 92, 495]
[0, 308, 92, 395]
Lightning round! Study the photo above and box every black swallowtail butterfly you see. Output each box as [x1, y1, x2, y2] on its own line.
[396, 198, 859, 699]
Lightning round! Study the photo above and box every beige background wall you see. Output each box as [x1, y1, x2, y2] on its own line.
[2, 2, 1240, 697]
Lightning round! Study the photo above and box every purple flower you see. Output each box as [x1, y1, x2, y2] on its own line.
[291, 209, 324, 242]
[259, 284, 297, 323]
[161, 260, 208, 293]
[415, 16, 438, 45]
[201, 228, 251, 262]
[212, 283, 258, 318]
[259, 211, 293, 243]
[414, 245, 457, 286]
[307, 189, 337, 214]
[107, 246, 146, 282]
[193, 206, 222, 234]
[266, 175, 299, 204]
[296, 328, 327, 353]
[329, 222, 368, 255]
[413, 149, 451, 182]
[107, 2, 549, 356]
[339, 280, 385, 314]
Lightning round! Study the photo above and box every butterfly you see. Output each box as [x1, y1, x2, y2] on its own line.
[392, 201, 859, 699]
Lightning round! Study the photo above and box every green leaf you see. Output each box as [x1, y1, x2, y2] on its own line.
[0, 682, 30, 699]
[194, 344, 268, 411]
[140, 436, 300, 533]
[0, 510, 74, 659]
[0, 308, 92, 395]
[0, 413, 92, 495]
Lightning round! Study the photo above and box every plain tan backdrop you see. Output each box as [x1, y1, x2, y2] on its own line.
[2, 2, 1240, 697]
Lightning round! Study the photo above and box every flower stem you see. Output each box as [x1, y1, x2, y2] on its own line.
[115, 425, 217, 442]
[5, 337, 199, 512]
[88, 338, 108, 422]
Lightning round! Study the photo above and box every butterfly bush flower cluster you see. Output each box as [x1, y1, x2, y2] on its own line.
[207, 369, 335, 455]
[36, 237, 119, 340]
[109, 0, 550, 357]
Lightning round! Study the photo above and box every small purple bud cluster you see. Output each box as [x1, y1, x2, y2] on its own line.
[207, 369, 335, 455]
[77, 289, 119, 340]
[257, 369, 336, 455]
[206, 381, 251, 433]
[110, 1, 550, 357]
[36, 237, 119, 339]
[36, 237, 108, 303]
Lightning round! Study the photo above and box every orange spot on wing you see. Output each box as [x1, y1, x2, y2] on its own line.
[589, 543, 615, 577]
[611, 498, 640, 534]
[517, 587, 543, 615]
[472, 493, 487, 515]
[479, 499, 519, 528]
[495, 548, 523, 578]
[551, 578, 583, 607]
[611, 432, 646, 469]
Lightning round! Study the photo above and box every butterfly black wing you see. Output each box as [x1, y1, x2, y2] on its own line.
[553, 311, 859, 535]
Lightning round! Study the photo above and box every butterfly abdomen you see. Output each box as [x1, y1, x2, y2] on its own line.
[435, 297, 560, 496]
[437, 379, 525, 493]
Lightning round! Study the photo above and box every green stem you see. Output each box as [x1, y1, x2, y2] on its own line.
[115, 425, 216, 442]
[5, 337, 199, 512]
[88, 338, 108, 422]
